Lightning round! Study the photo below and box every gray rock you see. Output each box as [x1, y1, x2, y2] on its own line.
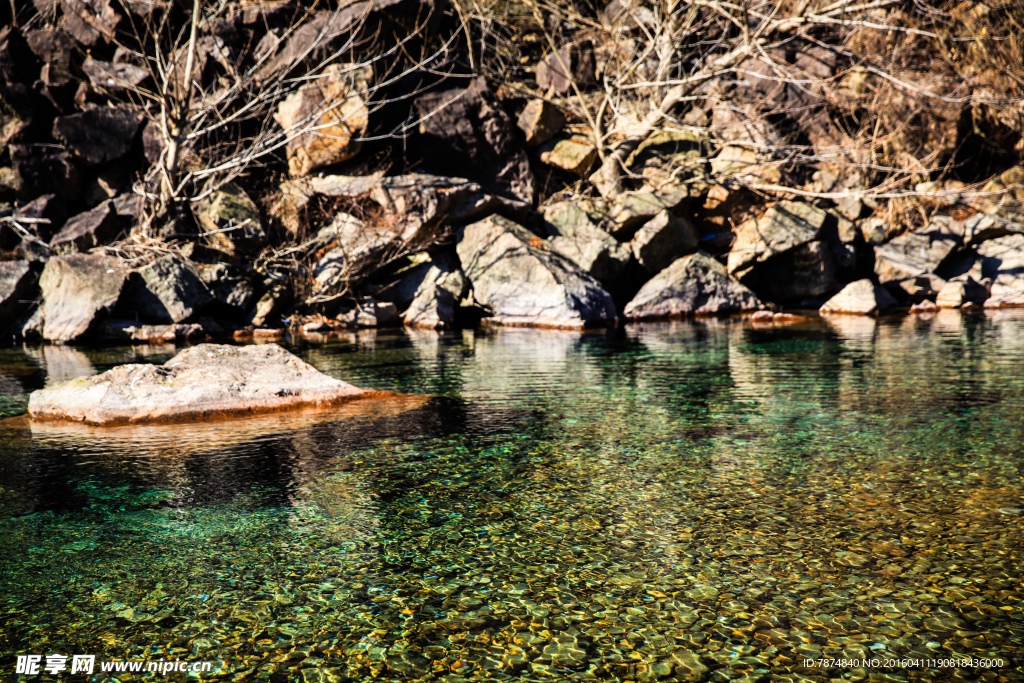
[630, 209, 698, 274]
[603, 187, 689, 240]
[819, 279, 897, 315]
[0, 260, 38, 330]
[977, 233, 1024, 305]
[194, 182, 268, 258]
[963, 213, 1021, 246]
[38, 253, 129, 341]
[127, 255, 215, 323]
[82, 57, 149, 92]
[543, 200, 630, 283]
[400, 257, 468, 329]
[11, 145, 79, 204]
[517, 99, 565, 147]
[196, 262, 261, 314]
[62, 0, 119, 47]
[50, 200, 121, 255]
[874, 216, 964, 298]
[456, 215, 616, 328]
[27, 343, 371, 425]
[52, 106, 142, 165]
[727, 201, 828, 276]
[623, 252, 762, 319]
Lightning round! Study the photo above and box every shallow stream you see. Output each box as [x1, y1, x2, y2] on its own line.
[1, 313, 1022, 682]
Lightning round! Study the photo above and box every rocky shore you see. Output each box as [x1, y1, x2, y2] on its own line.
[1, 0, 1022, 341]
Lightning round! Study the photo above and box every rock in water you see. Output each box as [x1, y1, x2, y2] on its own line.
[456, 215, 616, 328]
[28, 343, 377, 425]
[39, 253, 129, 342]
[818, 279, 897, 315]
[623, 252, 762, 319]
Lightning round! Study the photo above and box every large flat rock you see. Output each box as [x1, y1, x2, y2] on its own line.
[28, 343, 379, 425]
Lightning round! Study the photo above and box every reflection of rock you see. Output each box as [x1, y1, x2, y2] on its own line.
[27, 393, 429, 456]
[29, 343, 380, 424]
[40, 345, 95, 386]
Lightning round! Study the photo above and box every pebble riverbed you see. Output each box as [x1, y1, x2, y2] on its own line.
[0, 312, 1022, 682]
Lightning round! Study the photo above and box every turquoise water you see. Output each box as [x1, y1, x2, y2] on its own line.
[0, 312, 1022, 682]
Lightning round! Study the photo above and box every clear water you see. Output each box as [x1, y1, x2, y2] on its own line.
[1, 312, 1022, 682]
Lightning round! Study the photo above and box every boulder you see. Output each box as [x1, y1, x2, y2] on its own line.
[974, 165, 1024, 222]
[82, 57, 149, 92]
[517, 99, 565, 147]
[10, 145, 79, 203]
[538, 135, 598, 176]
[456, 215, 616, 328]
[543, 200, 630, 283]
[274, 63, 370, 178]
[196, 262, 261, 315]
[623, 252, 762, 319]
[38, 253, 130, 341]
[49, 200, 121, 255]
[52, 106, 144, 165]
[336, 300, 399, 327]
[873, 216, 964, 299]
[0, 261, 38, 330]
[194, 182, 268, 258]
[24, 29, 75, 85]
[742, 240, 838, 303]
[395, 255, 469, 329]
[630, 209, 698, 274]
[61, 0, 119, 47]
[125, 255, 215, 323]
[27, 343, 377, 425]
[603, 187, 689, 239]
[250, 281, 291, 327]
[962, 214, 1021, 246]
[977, 234, 1024, 305]
[412, 77, 535, 203]
[403, 284, 457, 329]
[818, 279, 897, 315]
[935, 277, 989, 308]
[536, 40, 595, 96]
[727, 201, 828, 276]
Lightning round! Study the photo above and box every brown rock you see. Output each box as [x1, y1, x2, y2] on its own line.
[82, 58, 149, 92]
[194, 182, 268, 258]
[818, 279, 897, 316]
[27, 343, 378, 425]
[517, 99, 565, 147]
[727, 201, 828, 275]
[935, 277, 989, 308]
[274, 64, 370, 177]
[538, 135, 598, 176]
